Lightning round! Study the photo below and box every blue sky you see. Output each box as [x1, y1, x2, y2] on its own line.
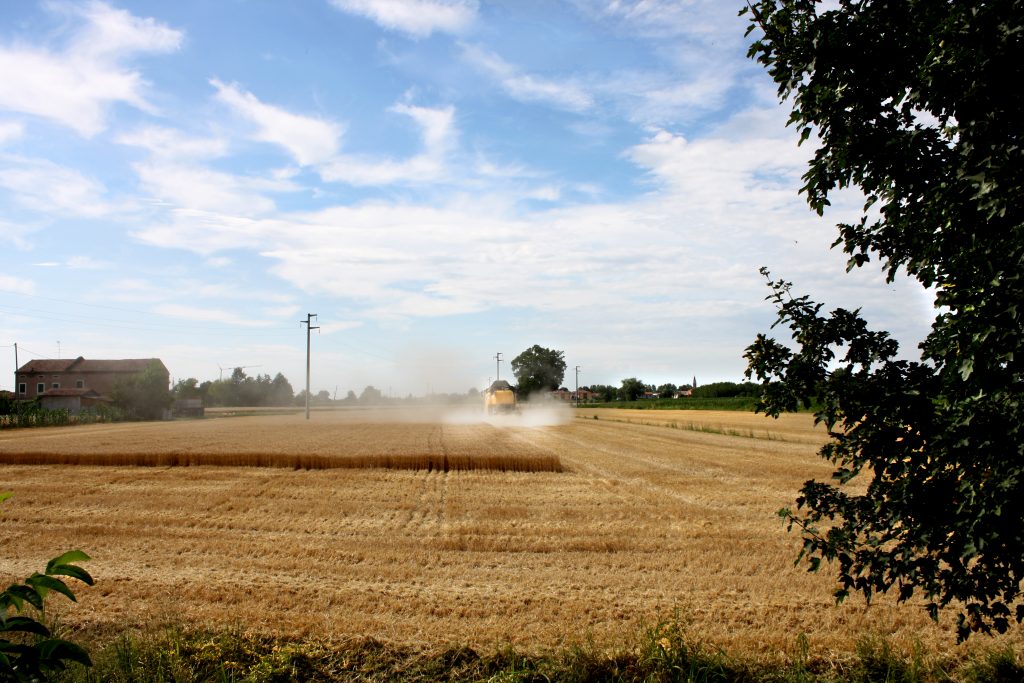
[0, 0, 933, 396]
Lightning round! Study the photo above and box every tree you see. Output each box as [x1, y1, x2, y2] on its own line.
[112, 361, 172, 420]
[269, 373, 295, 407]
[742, 0, 1024, 639]
[511, 346, 567, 397]
[359, 386, 382, 404]
[619, 377, 645, 402]
[172, 377, 201, 399]
[656, 383, 678, 399]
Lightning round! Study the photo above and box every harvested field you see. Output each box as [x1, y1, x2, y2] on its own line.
[0, 407, 1019, 662]
[0, 409, 562, 472]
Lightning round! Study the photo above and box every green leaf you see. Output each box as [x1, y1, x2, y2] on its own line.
[38, 639, 92, 668]
[49, 564, 94, 586]
[0, 615, 51, 637]
[46, 550, 91, 575]
[5, 585, 43, 611]
[26, 575, 76, 602]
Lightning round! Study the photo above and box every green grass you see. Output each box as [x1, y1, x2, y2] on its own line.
[49, 620, 1022, 682]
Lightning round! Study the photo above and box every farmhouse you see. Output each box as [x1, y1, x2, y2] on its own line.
[15, 357, 169, 404]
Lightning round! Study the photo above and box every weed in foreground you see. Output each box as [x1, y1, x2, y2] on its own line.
[47, 620, 1024, 683]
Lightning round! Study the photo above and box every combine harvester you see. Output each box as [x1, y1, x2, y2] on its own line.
[484, 379, 518, 415]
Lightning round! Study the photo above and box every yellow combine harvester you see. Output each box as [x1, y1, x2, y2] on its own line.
[484, 379, 518, 415]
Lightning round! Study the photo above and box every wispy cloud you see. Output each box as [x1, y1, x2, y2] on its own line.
[318, 102, 456, 185]
[154, 303, 278, 328]
[0, 1, 182, 136]
[0, 274, 35, 295]
[117, 126, 228, 161]
[327, 0, 478, 38]
[0, 121, 24, 145]
[211, 79, 342, 166]
[131, 163, 285, 216]
[460, 44, 593, 112]
[0, 155, 115, 217]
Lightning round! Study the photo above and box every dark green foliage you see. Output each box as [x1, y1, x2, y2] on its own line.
[656, 383, 678, 399]
[588, 397, 761, 411]
[511, 346, 567, 396]
[587, 384, 619, 403]
[112, 361, 172, 420]
[0, 402, 124, 430]
[742, 0, 1024, 638]
[690, 382, 761, 399]
[618, 377, 646, 402]
[191, 369, 296, 408]
[1, 493, 94, 681]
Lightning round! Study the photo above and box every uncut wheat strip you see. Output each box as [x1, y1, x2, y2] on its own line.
[0, 451, 562, 472]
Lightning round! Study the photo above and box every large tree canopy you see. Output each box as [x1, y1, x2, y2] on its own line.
[511, 346, 567, 396]
[742, 0, 1023, 639]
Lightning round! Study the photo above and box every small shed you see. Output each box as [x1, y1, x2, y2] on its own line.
[38, 388, 112, 414]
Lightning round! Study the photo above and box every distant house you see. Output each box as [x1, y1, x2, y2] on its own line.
[549, 389, 598, 402]
[15, 357, 169, 403]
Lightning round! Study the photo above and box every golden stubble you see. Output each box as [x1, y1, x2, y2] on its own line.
[0, 408, 1018, 661]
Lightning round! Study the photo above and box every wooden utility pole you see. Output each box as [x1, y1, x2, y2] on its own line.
[301, 313, 319, 420]
[494, 352, 503, 381]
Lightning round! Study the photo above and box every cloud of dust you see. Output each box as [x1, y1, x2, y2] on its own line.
[443, 399, 572, 427]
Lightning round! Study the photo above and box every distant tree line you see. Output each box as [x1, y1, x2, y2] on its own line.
[581, 379, 760, 403]
[174, 367, 295, 408]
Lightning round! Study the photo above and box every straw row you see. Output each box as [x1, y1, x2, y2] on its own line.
[0, 451, 563, 473]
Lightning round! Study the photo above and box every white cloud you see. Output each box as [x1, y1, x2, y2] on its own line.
[461, 44, 593, 112]
[131, 161, 297, 216]
[0, 2, 182, 136]
[0, 274, 35, 295]
[0, 121, 24, 145]
[0, 218, 42, 249]
[117, 126, 228, 160]
[318, 102, 456, 185]
[211, 79, 342, 166]
[327, 0, 478, 37]
[571, 0, 740, 41]
[154, 303, 277, 328]
[66, 255, 108, 269]
[0, 155, 114, 217]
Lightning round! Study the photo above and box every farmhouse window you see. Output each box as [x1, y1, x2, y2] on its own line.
[76, 380, 84, 388]
[18, 383, 26, 394]
[37, 383, 45, 393]
[52, 383, 60, 389]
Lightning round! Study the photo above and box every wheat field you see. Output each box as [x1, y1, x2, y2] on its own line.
[0, 407, 1018, 661]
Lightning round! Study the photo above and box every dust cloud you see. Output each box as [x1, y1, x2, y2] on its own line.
[442, 400, 571, 427]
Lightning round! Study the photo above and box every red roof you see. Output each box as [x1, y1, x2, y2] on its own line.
[18, 358, 78, 373]
[18, 357, 166, 374]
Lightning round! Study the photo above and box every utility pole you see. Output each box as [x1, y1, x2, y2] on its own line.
[494, 352, 503, 381]
[575, 365, 581, 408]
[14, 343, 18, 392]
[301, 313, 319, 420]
